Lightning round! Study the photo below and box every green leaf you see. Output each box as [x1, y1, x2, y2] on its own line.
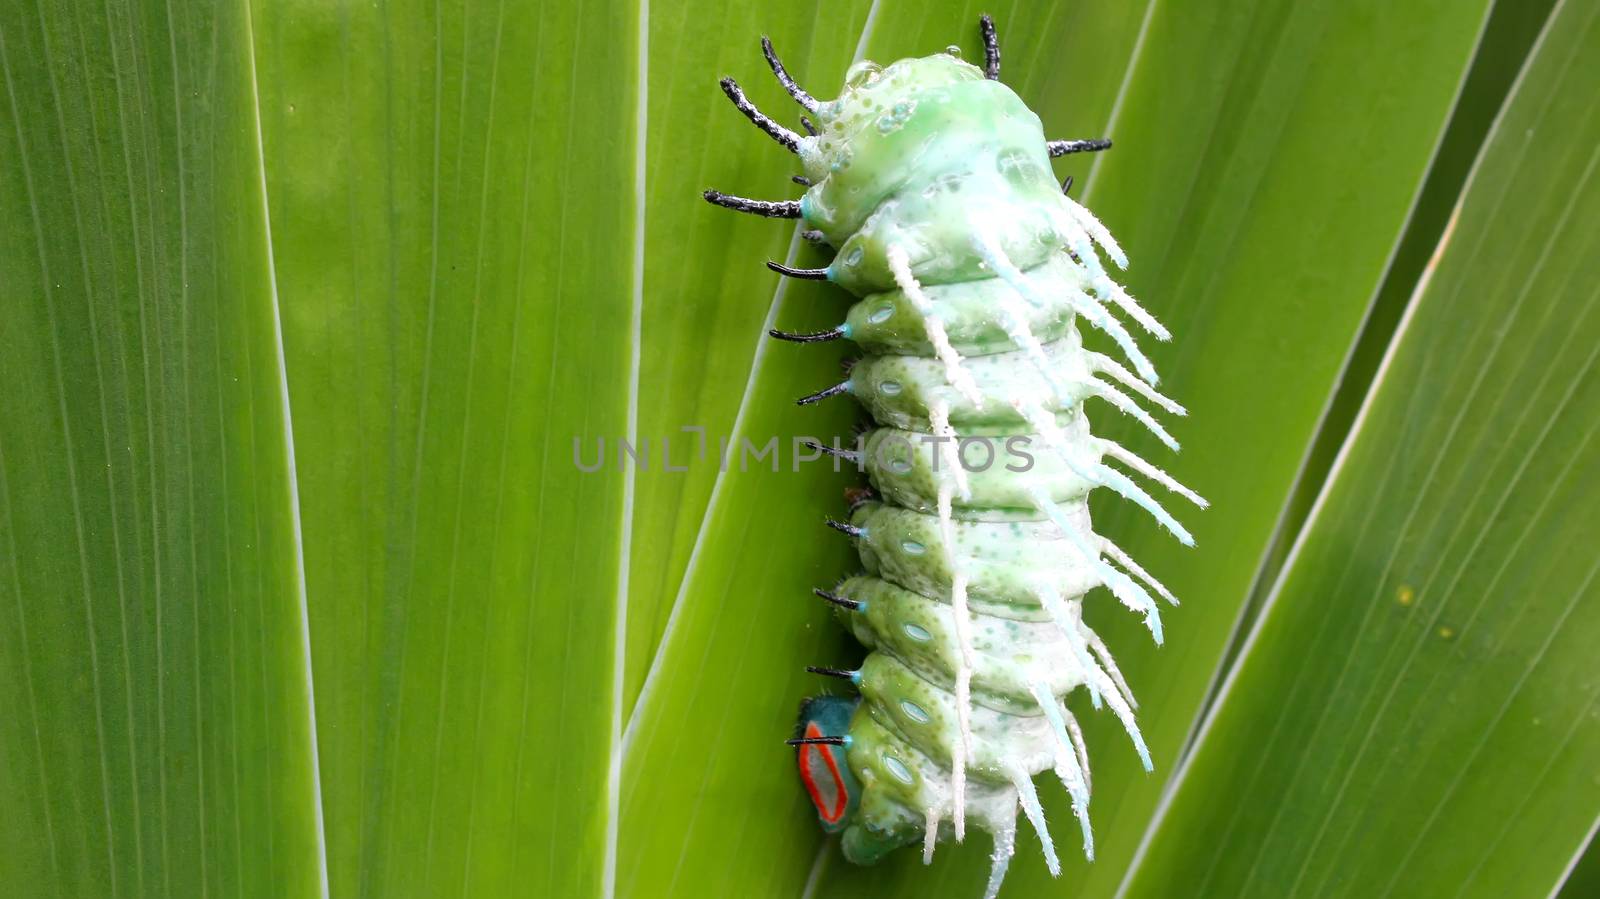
[1560, 835, 1600, 898]
[0, 1, 323, 895]
[623, 0, 875, 722]
[249, 0, 637, 894]
[1235, 0, 1560, 656]
[1122, 0, 1600, 893]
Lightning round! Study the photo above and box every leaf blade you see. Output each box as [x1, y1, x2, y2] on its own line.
[251, 0, 640, 893]
[621, 0, 893, 721]
[1123, 1, 1600, 892]
[0, 0, 325, 893]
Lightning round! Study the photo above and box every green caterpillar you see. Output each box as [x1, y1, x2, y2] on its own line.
[705, 16, 1203, 897]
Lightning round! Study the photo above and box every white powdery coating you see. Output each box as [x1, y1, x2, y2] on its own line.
[1031, 581, 1104, 709]
[1060, 193, 1129, 269]
[997, 292, 1073, 401]
[1063, 283, 1160, 386]
[1061, 703, 1092, 793]
[1012, 397, 1082, 467]
[1090, 352, 1186, 416]
[1090, 662, 1153, 772]
[888, 246, 984, 407]
[1101, 536, 1181, 607]
[1043, 207, 1161, 385]
[1009, 765, 1059, 876]
[973, 235, 1077, 401]
[1090, 464, 1194, 546]
[1029, 485, 1165, 645]
[937, 468, 977, 842]
[952, 740, 968, 843]
[1102, 281, 1170, 341]
[982, 812, 1018, 899]
[928, 399, 972, 500]
[954, 662, 974, 805]
[1101, 438, 1208, 509]
[1051, 205, 1126, 293]
[1016, 396, 1194, 546]
[1032, 680, 1094, 861]
[1092, 380, 1181, 451]
[1083, 622, 1139, 712]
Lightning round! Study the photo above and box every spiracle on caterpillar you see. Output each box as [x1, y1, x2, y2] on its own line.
[704, 16, 1204, 898]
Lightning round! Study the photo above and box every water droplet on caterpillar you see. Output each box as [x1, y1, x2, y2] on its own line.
[844, 61, 882, 89]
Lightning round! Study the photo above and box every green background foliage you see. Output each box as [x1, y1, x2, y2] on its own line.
[1, 0, 1595, 896]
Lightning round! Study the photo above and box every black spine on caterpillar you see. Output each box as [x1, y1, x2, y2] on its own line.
[709, 17, 1205, 898]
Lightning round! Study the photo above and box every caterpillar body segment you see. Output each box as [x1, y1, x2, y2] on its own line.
[708, 17, 1199, 897]
[845, 253, 1089, 358]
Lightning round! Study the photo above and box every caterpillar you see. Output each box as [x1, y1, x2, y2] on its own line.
[704, 16, 1203, 898]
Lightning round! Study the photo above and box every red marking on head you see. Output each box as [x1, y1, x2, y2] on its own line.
[797, 721, 849, 824]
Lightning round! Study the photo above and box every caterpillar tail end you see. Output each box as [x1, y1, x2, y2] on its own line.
[795, 696, 862, 836]
[795, 696, 924, 866]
